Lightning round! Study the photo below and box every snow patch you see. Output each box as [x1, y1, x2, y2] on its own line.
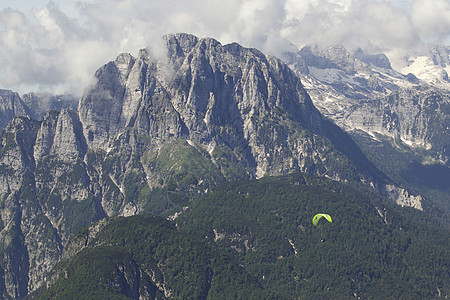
[365, 130, 377, 139]
[401, 138, 414, 147]
[401, 56, 448, 86]
[400, 137, 432, 150]
[309, 66, 358, 85]
[108, 174, 124, 196]
[375, 206, 387, 224]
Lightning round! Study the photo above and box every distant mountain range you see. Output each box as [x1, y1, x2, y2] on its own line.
[0, 90, 78, 128]
[284, 44, 449, 160]
[282, 43, 449, 217]
[0, 34, 448, 298]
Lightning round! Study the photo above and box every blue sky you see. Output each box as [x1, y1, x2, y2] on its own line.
[1, 0, 449, 95]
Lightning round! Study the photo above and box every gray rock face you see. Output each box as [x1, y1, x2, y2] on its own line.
[76, 34, 382, 223]
[353, 48, 392, 69]
[285, 44, 449, 165]
[0, 90, 30, 129]
[343, 87, 449, 164]
[79, 34, 335, 180]
[0, 90, 79, 131]
[0, 117, 61, 299]
[0, 110, 96, 298]
[431, 45, 450, 68]
[384, 184, 423, 210]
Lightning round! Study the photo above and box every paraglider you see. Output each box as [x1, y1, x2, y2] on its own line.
[312, 213, 332, 242]
[312, 213, 332, 226]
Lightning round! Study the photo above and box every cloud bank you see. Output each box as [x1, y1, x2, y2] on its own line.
[0, 0, 449, 95]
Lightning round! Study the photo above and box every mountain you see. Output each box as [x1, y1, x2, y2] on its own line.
[0, 90, 78, 130]
[0, 33, 444, 298]
[284, 44, 449, 125]
[21, 92, 79, 122]
[0, 90, 31, 129]
[287, 44, 419, 101]
[401, 46, 450, 87]
[283, 43, 450, 218]
[28, 174, 450, 299]
[345, 86, 449, 165]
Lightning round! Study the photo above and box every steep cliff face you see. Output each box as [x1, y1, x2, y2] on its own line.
[0, 90, 31, 129]
[0, 110, 102, 298]
[32, 109, 101, 242]
[0, 116, 60, 299]
[0, 90, 79, 131]
[22, 93, 79, 122]
[79, 34, 371, 185]
[343, 87, 449, 164]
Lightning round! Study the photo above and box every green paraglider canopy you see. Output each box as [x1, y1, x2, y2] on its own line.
[312, 213, 332, 226]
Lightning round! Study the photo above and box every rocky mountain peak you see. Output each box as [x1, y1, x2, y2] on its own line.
[165, 33, 200, 57]
[298, 44, 368, 75]
[353, 48, 392, 69]
[114, 52, 136, 81]
[34, 108, 87, 163]
[79, 33, 325, 155]
[431, 45, 450, 67]
[0, 89, 30, 129]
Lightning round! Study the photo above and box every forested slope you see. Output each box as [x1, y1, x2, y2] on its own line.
[29, 173, 449, 299]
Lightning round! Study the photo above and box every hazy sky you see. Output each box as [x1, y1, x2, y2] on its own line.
[1, 0, 449, 95]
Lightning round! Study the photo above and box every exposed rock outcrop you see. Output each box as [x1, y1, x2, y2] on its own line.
[0, 90, 30, 129]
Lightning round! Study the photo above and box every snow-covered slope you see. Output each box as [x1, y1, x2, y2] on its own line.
[402, 55, 449, 88]
[282, 44, 449, 165]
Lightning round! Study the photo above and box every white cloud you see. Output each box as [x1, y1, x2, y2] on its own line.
[0, 0, 448, 95]
[411, 0, 450, 44]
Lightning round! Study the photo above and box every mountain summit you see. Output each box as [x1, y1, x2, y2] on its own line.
[78, 33, 382, 182]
